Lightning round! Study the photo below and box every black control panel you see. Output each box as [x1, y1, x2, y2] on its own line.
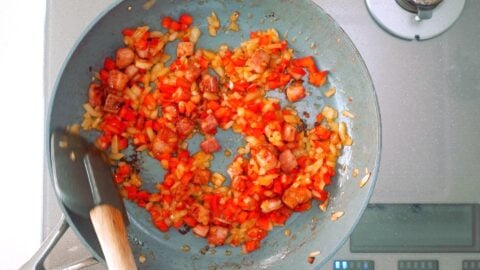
[333, 260, 374, 270]
[398, 260, 438, 270]
[332, 259, 480, 269]
[463, 260, 480, 270]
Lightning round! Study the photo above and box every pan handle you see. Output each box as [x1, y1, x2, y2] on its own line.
[19, 215, 69, 270]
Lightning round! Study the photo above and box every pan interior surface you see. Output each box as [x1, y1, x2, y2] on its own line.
[48, 0, 381, 269]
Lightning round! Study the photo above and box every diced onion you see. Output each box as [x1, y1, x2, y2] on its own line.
[190, 26, 201, 43]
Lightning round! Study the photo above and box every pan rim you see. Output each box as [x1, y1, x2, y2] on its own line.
[44, 0, 382, 268]
[44, 0, 125, 264]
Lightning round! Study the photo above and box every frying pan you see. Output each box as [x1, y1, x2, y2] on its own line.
[44, 0, 381, 269]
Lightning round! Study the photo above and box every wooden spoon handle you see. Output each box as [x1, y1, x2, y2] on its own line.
[90, 204, 137, 270]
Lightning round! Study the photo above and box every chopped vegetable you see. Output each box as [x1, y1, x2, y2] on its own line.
[69, 151, 76, 161]
[359, 172, 371, 188]
[324, 87, 336, 98]
[228, 11, 240, 32]
[179, 13, 193, 26]
[330, 211, 344, 221]
[207, 11, 220, 36]
[177, 42, 194, 57]
[80, 13, 351, 254]
[319, 199, 329, 212]
[342, 110, 355, 119]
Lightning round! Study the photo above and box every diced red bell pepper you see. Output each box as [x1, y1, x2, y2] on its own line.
[96, 134, 112, 150]
[122, 28, 134, 37]
[119, 106, 136, 121]
[183, 215, 198, 227]
[104, 57, 116, 71]
[242, 240, 261, 254]
[308, 70, 328, 87]
[118, 163, 131, 176]
[179, 13, 193, 26]
[180, 171, 193, 185]
[314, 126, 331, 140]
[292, 56, 318, 74]
[247, 227, 267, 241]
[99, 69, 109, 83]
[134, 37, 148, 51]
[161, 16, 173, 29]
[170, 21, 181, 31]
[256, 215, 273, 231]
[267, 73, 291, 90]
[154, 219, 169, 232]
[294, 201, 312, 212]
[102, 116, 126, 135]
[270, 209, 290, 225]
[287, 65, 306, 80]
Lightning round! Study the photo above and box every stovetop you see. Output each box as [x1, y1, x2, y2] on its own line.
[44, 1, 480, 269]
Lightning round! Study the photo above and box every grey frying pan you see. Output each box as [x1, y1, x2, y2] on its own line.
[43, 0, 381, 269]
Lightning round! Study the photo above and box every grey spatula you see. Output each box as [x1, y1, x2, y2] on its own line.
[50, 129, 137, 270]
